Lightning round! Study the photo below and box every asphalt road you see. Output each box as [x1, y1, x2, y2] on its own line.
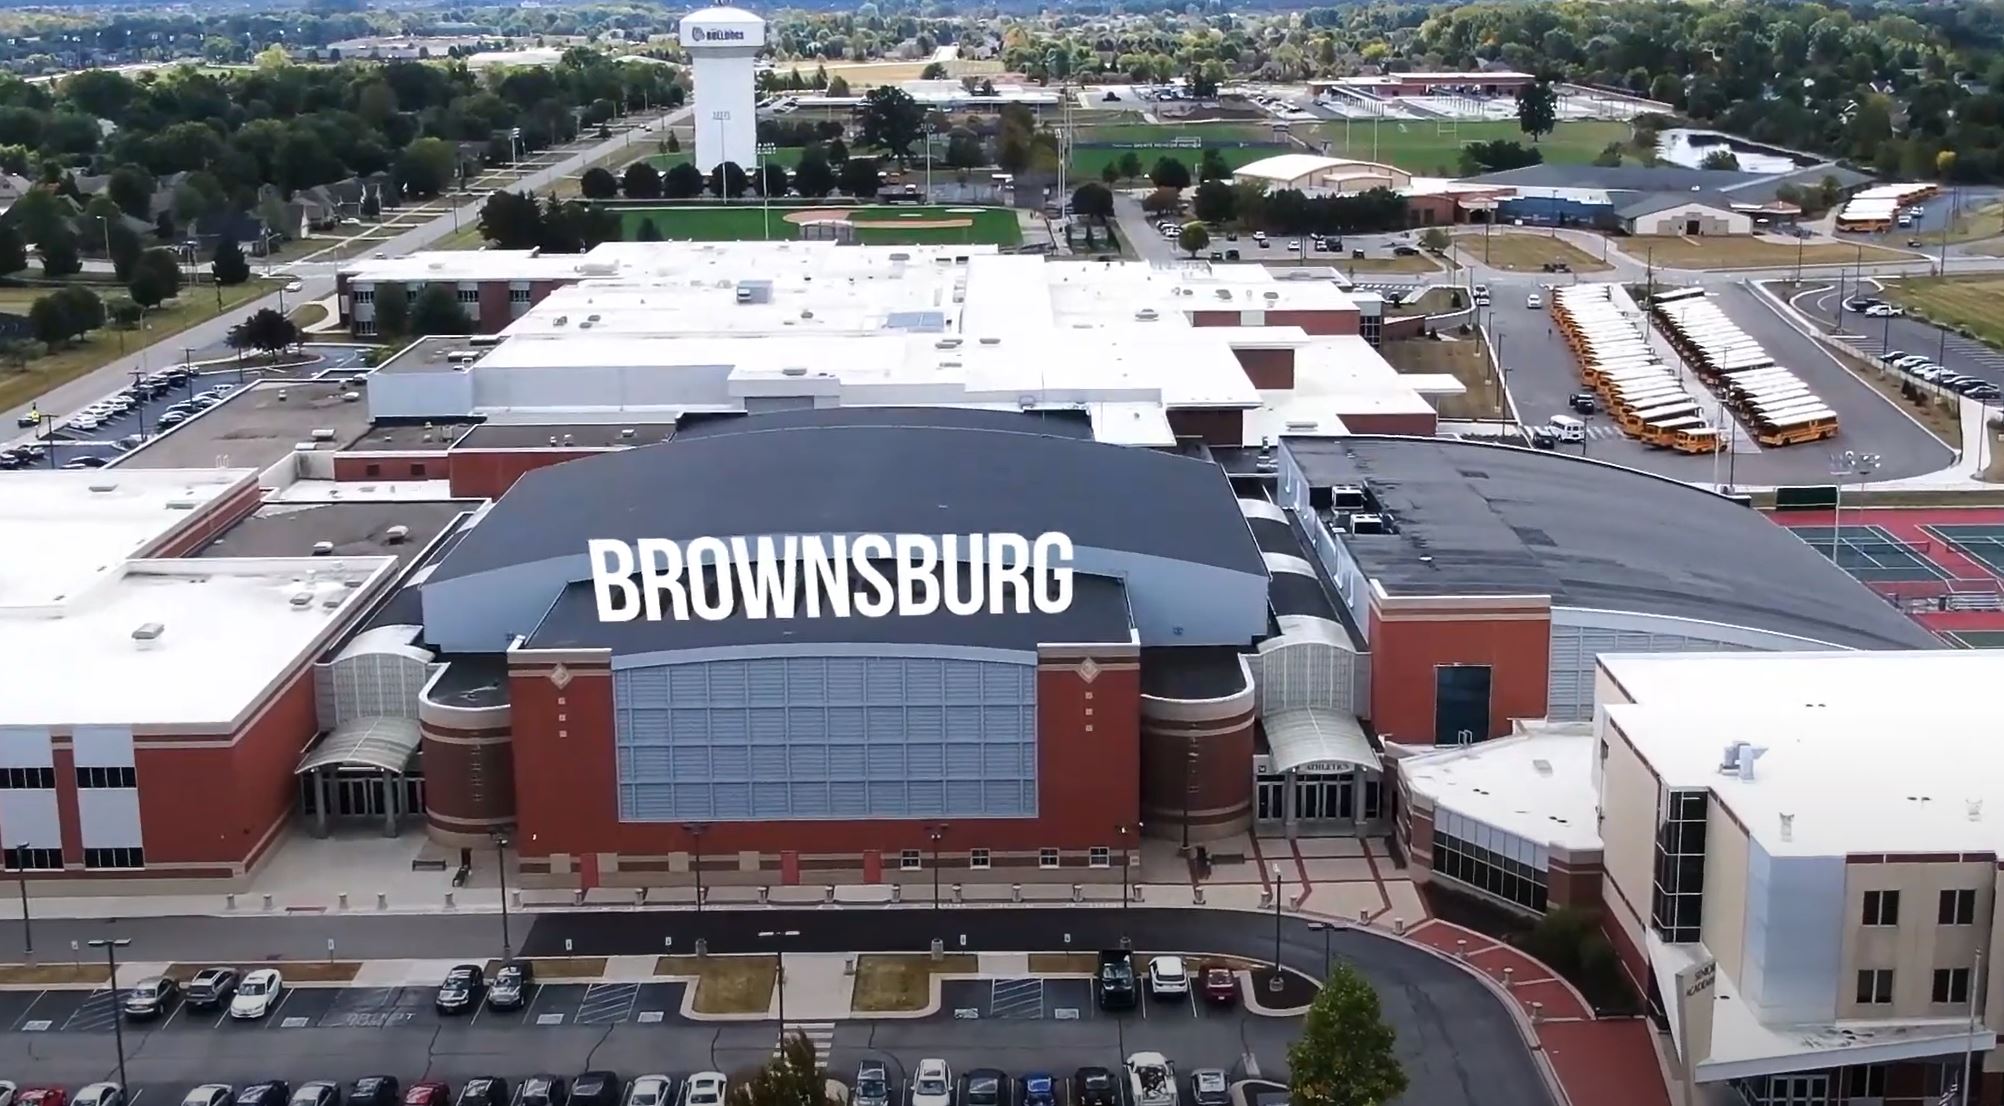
[1791, 280, 2004, 392]
[0, 908, 1555, 1106]
[1492, 279, 1952, 484]
[0, 106, 691, 437]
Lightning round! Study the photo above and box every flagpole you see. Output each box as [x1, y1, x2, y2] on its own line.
[1961, 947, 1983, 1106]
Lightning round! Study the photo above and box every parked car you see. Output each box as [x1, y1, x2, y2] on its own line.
[910, 1062, 951, 1106]
[1072, 1070, 1118, 1106]
[435, 964, 485, 1013]
[15, 411, 41, 427]
[74, 1086, 124, 1106]
[1568, 392, 1599, 414]
[1528, 427, 1560, 450]
[677, 1075, 724, 1106]
[292, 1084, 341, 1106]
[63, 456, 111, 469]
[960, 1071, 1007, 1106]
[1392, 244, 1419, 256]
[18, 1089, 69, 1106]
[514, 1079, 566, 1106]
[1864, 303, 1904, 317]
[230, 968, 283, 1019]
[1125, 1054, 1176, 1106]
[1147, 955, 1189, 998]
[852, 1064, 890, 1106]
[1201, 966, 1237, 1005]
[569, 1074, 620, 1106]
[455, 1081, 508, 1106]
[121, 975, 180, 1019]
[488, 961, 533, 1009]
[1189, 1072, 1229, 1106]
[621, 1078, 673, 1106]
[182, 1087, 232, 1106]
[403, 1086, 449, 1106]
[1097, 950, 1137, 1010]
[238, 1084, 290, 1106]
[285, 279, 304, 293]
[347, 1078, 400, 1106]
[1019, 1075, 1056, 1106]
[185, 967, 241, 1009]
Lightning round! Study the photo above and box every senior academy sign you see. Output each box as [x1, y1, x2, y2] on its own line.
[588, 532, 1075, 622]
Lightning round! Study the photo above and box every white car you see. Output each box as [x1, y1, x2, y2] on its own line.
[1126, 1054, 1176, 1106]
[624, 1077, 673, 1106]
[1147, 955, 1189, 997]
[1, 1081, 18, 1106]
[1864, 303, 1904, 317]
[680, 1073, 727, 1106]
[229, 968, 282, 1018]
[75, 1086, 125, 1106]
[911, 1060, 952, 1106]
[68, 414, 101, 431]
[285, 279, 304, 293]
[1526, 293, 1543, 309]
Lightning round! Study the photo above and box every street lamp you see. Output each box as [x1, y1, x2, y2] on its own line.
[684, 823, 708, 914]
[925, 823, 948, 912]
[493, 831, 513, 962]
[8, 842, 30, 956]
[1307, 920, 1331, 981]
[756, 142, 777, 242]
[1269, 864, 1285, 993]
[87, 937, 132, 1093]
[757, 926, 800, 1049]
[1830, 450, 1882, 564]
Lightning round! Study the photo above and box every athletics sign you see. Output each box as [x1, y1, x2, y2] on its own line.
[589, 533, 1075, 621]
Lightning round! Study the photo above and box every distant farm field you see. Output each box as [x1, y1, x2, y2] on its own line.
[616, 204, 1021, 246]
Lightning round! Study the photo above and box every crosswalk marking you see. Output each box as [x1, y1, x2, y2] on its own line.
[774, 1021, 836, 1059]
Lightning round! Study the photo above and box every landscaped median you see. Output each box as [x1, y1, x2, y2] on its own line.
[850, 953, 977, 1013]
[654, 954, 778, 1014]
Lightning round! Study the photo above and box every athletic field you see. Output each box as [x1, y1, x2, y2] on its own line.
[1067, 118, 1630, 179]
[617, 204, 1022, 246]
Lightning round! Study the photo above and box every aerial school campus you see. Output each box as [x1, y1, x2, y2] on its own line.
[11, 8, 2004, 1106]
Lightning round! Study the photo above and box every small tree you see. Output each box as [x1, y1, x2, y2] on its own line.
[666, 132, 681, 154]
[410, 283, 471, 336]
[478, 191, 544, 249]
[1288, 962, 1408, 1106]
[232, 306, 300, 356]
[731, 1031, 837, 1106]
[362, 190, 382, 219]
[1117, 151, 1144, 181]
[1516, 79, 1558, 143]
[1071, 181, 1115, 224]
[757, 161, 790, 198]
[636, 217, 664, 241]
[622, 161, 663, 200]
[579, 166, 620, 200]
[1419, 226, 1451, 252]
[1150, 156, 1192, 191]
[659, 162, 703, 199]
[1178, 221, 1210, 257]
[1192, 179, 1236, 225]
[106, 222, 143, 281]
[373, 280, 410, 338]
[793, 150, 835, 197]
[0, 222, 25, 276]
[1700, 149, 1741, 171]
[1099, 163, 1120, 185]
[838, 156, 882, 198]
[39, 227, 80, 279]
[1140, 187, 1182, 215]
[127, 247, 183, 309]
[709, 161, 749, 198]
[211, 237, 251, 286]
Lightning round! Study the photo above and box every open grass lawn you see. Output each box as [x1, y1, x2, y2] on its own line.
[1073, 121, 1276, 144]
[1625, 235, 1912, 270]
[1379, 333, 1502, 421]
[1453, 231, 1612, 273]
[1882, 276, 2004, 352]
[656, 954, 776, 1014]
[1305, 119, 1628, 176]
[1070, 144, 1275, 181]
[0, 963, 110, 984]
[617, 204, 1021, 246]
[851, 953, 977, 1012]
[0, 279, 275, 415]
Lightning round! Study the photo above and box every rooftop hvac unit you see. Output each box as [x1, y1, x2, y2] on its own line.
[88, 483, 117, 493]
[322, 596, 344, 609]
[289, 592, 315, 608]
[165, 498, 197, 511]
[342, 392, 362, 402]
[781, 366, 808, 376]
[936, 338, 963, 349]
[1264, 291, 1279, 300]
[553, 316, 568, 326]
[620, 428, 636, 439]
[579, 319, 595, 329]
[1216, 289, 1232, 300]
[384, 525, 410, 544]
[1285, 420, 1318, 433]
[131, 622, 164, 644]
[311, 428, 338, 442]
[276, 389, 288, 402]
[979, 337, 1000, 345]
[1134, 309, 1159, 321]
[1331, 484, 1367, 510]
[588, 314, 601, 322]
[1348, 513, 1387, 535]
[470, 336, 500, 347]
[311, 541, 334, 556]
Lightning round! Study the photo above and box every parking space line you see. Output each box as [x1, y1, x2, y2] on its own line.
[261, 987, 298, 1028]
[1187, 985, 1198, 1018]
[9, 990, 46, 1031]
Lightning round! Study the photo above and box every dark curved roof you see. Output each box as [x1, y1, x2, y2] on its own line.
[1286, 437, 1940, 651]
[431, 412, 1265, 583]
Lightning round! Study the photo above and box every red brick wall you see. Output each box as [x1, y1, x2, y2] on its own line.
[1405, 194, 1460, 227]
[333, 453, 447, 482]
[51, 746, 81, 865]
[505, 653, 1142, 865]
[448, 450, 598, 499]
[1164, 408, 1244, 445]
[135, 743, 240, 863]
[477, 282, 513, 333]
[1339, 412, 1436, 436]
[1232, 347, 1295, 390]
[143, 479, 263, 557]
[1190, 311, 1238, 328]
[224, 670, 319, 861]
[1266, 309, 1359, 336]
[1381, 315, 1428, 342]
[1367, 601, 1551, 744]
[1547, 860, 1604, 911]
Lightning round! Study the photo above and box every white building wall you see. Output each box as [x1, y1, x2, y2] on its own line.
[1740, 842, 1846, 1025]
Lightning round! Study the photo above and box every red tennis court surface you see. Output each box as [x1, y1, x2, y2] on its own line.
[1774, 506, 2004, 645]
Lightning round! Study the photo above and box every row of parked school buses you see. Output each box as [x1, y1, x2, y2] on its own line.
[1651, 288, 1840, 447]
[1550, 285, 1724, 455]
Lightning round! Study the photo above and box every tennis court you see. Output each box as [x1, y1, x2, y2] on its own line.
[1938, 629, 2004, 649]
[1924, 523, 2004, 577]
[1789, 524, 1947, 583]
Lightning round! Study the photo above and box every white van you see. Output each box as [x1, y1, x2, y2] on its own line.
[1548, 414, 1586, 443]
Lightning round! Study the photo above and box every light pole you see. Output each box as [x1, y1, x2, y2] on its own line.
[493, 831, 513, 962]
[9, 842, 29, 956]
[684, 823, 708, 914]
[1178, 733, 1196, 855]
[926, 823, 948, 913]
[1269, 864, 1285, 993]
[757, 927, 800, 1048]
[756, 142, 776, 241]
[87, 937, 131, 1092]
[1308, 920, 1331, 980]
[1830, 450, 1882, 564]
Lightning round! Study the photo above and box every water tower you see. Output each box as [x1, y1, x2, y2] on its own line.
[680, 6, 765, 175]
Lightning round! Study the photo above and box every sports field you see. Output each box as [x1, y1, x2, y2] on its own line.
[1881, 277, 2004, 351]
[617, 204, 1022, 246]
[1304, 119, 1628, 175]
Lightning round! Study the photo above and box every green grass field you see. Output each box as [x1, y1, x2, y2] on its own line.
[1302, 119, 1628, 176]
[617, 204, 1022, 246]
[1071, 122, 1277, 144]
[1881, 276, 2004, 351]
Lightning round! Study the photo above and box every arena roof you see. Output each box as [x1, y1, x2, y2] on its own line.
[1286, 437, 1939, 650]
[430, 413, 1268, 584]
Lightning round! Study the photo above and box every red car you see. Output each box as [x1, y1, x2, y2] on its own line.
[404, 1085, 451, 1106]
[1202, 966, 1238, 1005]
[20, 1091, 71, 1106]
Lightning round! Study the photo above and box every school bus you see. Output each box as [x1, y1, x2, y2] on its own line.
[1754, 406, 1840, 446]
[1603, 375, 1681, 401]
[1669, 425, 1726, 454]
[1611, 383, 1686, 409]
[1619, 399, 1702, 435]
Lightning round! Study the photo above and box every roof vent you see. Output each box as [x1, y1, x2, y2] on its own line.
[165, 498, 197, 510]
[1135, 308, 1159, 321]
[979, 336, 1000, 345]
[342, 391, 362, 402]
[276, 389, 288, 402]
[322, 595, 344, 609]
[1969, 800, 1984, 823]
[88, 482, 117, 493]
[620, 428, 635, 439]
[289, 591, 315, 608]
[384, 525, 409, 544]
[548, 436, 559, 446]
[1532, 759, 1552, 776]
[1719, 742, 1744, 772]
[562, 433, 574, 446]
[1264, 291, 1279, 300]
[311, 428, 338, 442]
[781, 366, 808, 376]
[1778, 813, 1794, 842]
[131, 622, 164, 647]
[935, 338, 963, 350]
[311, 541, 334, 556]
[1216, 289, 1232, 300]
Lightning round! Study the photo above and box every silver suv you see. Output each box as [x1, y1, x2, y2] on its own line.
[853, 1063, 890, 1106]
